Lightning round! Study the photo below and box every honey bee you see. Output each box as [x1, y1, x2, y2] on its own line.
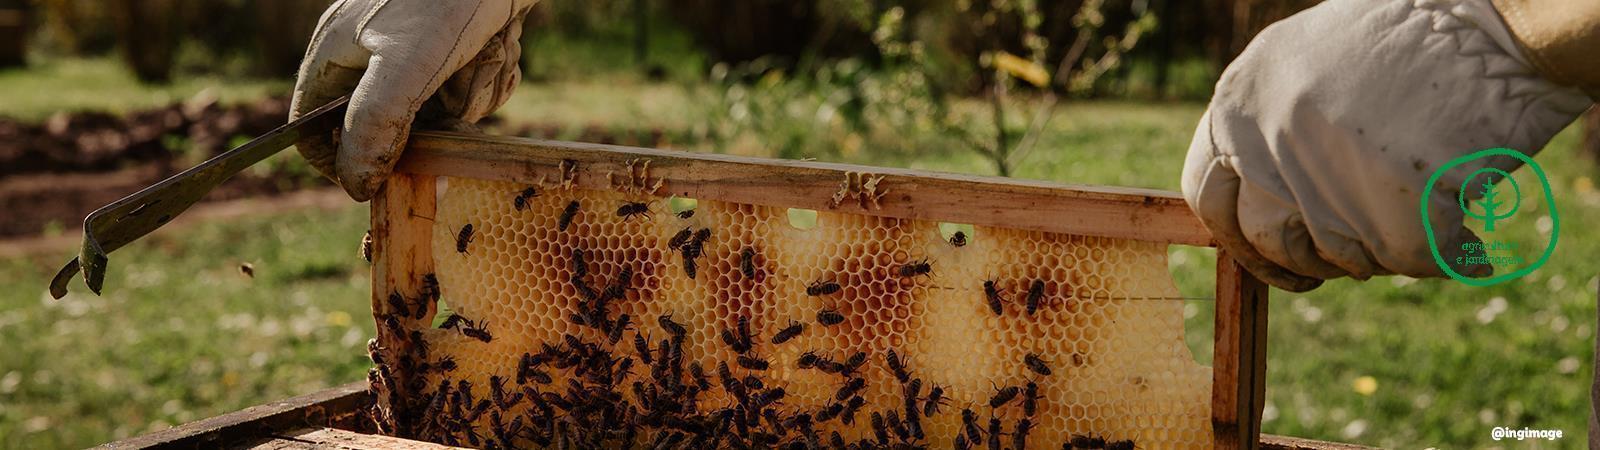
[676, 209, 694, 219]
[461, 320, 493, 343]
[455, 224, 475, 253]
[657, 314, 687, 339]
[841, 395, 866, 425]
[559, 201, 580, 231]
[571, 275, 599, 301]
[739, 247, 757, 279]
[989, 383, 1020, 408]
[682, 256, 698, 279]
[1072, 434, 1109, 449]
[385, 291, 410, 317]
[816, 308, 845, 326]
[897, 259, 932, 278]
[720, 328, 749, 353]
[571, 248, 588, 277]
[769, 321, 804, 344]
[834, 377, 866, 401]
[796, 351, 825, 369]
[682, 228, 711, 259]
[1024, 352, 1052, 376]
[513, 187, 539, 210]
[360, 230, 373, 262]
[1107, 439, 1136, 450]
[633, 333, 653, 364]
[870, 412, 890, 445]
[986, 416, 1003, 450]
[983, 280, 1005, 315]
[805, 280, 841, 296]
[923, 384, 948, 416]
[736, 354, 769, 371]
[949, 231, 967, 247]
[1012, 418, 1032, 450]
[1022, 381, 1041, 416]
[667, 227, 693, 249]
[1026, 279, 1046, 315]
[439, 313, 465, 330]
[885, 349, 911, 383]
[960, 409, 983, 441]
[490, 375, 524, 409]
[616, 201, 651, 221]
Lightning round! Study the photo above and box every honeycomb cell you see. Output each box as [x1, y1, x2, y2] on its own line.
[376, 177, 1213, 449]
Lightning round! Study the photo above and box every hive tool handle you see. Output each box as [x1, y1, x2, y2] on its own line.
[48, 97, 349, 299]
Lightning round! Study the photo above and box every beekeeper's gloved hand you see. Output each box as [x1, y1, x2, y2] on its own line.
[1182, 0, 1597, 292]
[290, 0, 538, 201]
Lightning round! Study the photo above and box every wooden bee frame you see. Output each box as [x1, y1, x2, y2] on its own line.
[362, 131, 1269, 450]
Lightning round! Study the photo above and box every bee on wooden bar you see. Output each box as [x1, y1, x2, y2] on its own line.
[805, 280, 841, 296]
[896, 258, 933, 278]
[1024, 352, 1053, 376]
[736, 354, 769, 371]
[739, 247, 757, 279]
[816, 308, 845, 326]
[617, 201, 651, 221]
[513, 187, 539, 210]
[386, 291, 410, 317]
[1026, 279, 1046, 315]
[770, 321, 804, 344]
[455, 224, 475, 254]
[949, 231, 968, 247]
[989, 383, 1020, 408]
[885, 349, 911, 383]
[983, 280, 1005, 315]
[417, 274, 439, 316]
[360, 230, 373, 262]
[657, 314, 688, 340]
[461, 320, 493, 343]
[559, 201, 580, 231]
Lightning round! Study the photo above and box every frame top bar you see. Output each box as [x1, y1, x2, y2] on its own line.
[396, 131, 1213, 247]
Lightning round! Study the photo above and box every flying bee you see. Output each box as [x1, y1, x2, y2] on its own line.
[1022, 381, 1041, 417]
[923, 384, 948, 416]
[657, 314, 688, 339]
[736, 354, 769, 371]
[989, 383, 1020, 408]
[816, 308, 845, 326]
[676, 209, 694, 219]
[983, 280, 1005, 315]
[885, 349, 911, 383]
[739, 247, 757, 279]
[513, 187, 539, 210]
[617, 201, 651, 221]
[455, 224, 475, 253]
[805, 280, 841, 296]
[1107, 439, 1136, 450]
[834, 377, 866, 401]
[461, 320, 493, 343]
[558, 201, 580, 231]
[770, 321, 804, 344]
[1023, 352, 1052, 376]
[949, 230, 967, 247]
[1026, 279, 1046, 315]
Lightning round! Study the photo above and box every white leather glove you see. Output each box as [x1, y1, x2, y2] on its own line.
[1182, 0, 1593, 292]
[290, 0, 537, 201]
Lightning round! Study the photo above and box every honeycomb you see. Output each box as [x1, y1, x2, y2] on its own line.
[372, 176, 1213, 449]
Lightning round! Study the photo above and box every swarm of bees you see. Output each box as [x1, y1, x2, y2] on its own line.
[367, 180, 1185, 449]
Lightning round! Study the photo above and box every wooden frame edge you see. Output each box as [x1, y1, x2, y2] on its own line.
[96, 382, 369, 450]
[1213, 250, 1270, 450]
[370, 173, 439, 436]
[396, 131, 1212, 246]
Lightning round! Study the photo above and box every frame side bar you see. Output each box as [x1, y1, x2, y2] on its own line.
[396, 132, 1212, 246]
[1213, 249, 1270, 450]
[369, 173, 438, 437]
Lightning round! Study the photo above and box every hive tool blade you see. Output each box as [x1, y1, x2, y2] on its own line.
[48, 97, 349, 299]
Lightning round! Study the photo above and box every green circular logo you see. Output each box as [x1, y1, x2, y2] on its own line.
[1420, 148, 1558, 287]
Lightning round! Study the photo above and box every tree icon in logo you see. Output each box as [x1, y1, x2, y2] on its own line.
[1459, 167, 1519, 233]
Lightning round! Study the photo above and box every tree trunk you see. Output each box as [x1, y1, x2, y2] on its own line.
[255, 0, 329, 76]
[113, 0, 181, 84]
[0, 2, 26, 69]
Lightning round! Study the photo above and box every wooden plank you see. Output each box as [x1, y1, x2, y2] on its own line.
[369, 173, 438, 435]
[279, 428, 468, 450]
[1260, 434, 1378, 450]
[97, 382, 369, 450]
[234, 437, 318, 450]
[1212, 249, 1270, 450]
[396, 131, 1213, 246]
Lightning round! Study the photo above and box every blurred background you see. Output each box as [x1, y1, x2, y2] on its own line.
[0, 0, 1596, 448]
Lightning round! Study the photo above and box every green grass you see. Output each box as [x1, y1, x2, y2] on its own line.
[0, 58, 290, 121]
[3, 57, 1598, 448]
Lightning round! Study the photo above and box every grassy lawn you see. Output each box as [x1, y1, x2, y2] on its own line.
[0, 58, 291, 121]
[2, 57, 1598, 448]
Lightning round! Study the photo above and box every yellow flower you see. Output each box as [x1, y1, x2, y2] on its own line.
[1353, 376, 1378, 396]
[326, 311, 352, 327]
